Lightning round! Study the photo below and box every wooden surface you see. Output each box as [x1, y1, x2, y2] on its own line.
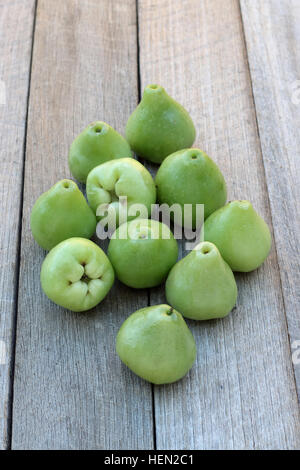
[0, 0, 36, 449]
[240, 0, 300, 400]
[139, 0, 300, 450]
[0, 0, 299, 449]
[11, 0, 153, 450]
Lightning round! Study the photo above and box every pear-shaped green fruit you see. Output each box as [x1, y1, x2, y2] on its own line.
[155, 148, 227, 227]
[69, 121, 132, 182]
[86, 158, 156, 227]
[116, 304, 196, 384]
[108, 219, 178, 288]
[30, 179, 97, 251]
[204, 200, 272, 272]
[166, 242, 237, 320]
[125, 84, 196, 164]
[41, 238, 114, 312]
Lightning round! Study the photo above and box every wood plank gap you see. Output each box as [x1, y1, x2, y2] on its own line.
[238, 0, 300, 403]
[136, 0, 157, 450]
[135, 0, 142, 101]
[6, 0, 38, 450]
[239, 1, 300, 403]
[239, 0, 300, 403]
[0, 0, 37, 449]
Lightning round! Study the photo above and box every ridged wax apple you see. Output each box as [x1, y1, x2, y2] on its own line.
[40, 238, 114, 312]
[108, 219, 178, 288]
[204, 200, 271, 272]
[86, 158, 156, 227]
[166, 242, 237, 320]
[30, 179, 97, 251]
[125, 84, 196, 164]
[116, 304, 196, 384]
[69, 121, 132, 182]
[155, 148, 227, 227]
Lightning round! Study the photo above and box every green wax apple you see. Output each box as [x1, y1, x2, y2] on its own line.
[108, 219, 178, 288]
[116, 304, 196, 384]
[30, 179, 97, 251]
[125, 84, 196, 164]
[165, 242, 237, 320]
[69, 121, 132, 183]
[86, 158, 156, 226]
[155, 148, 227, 227]
[204, 200, 272, 272]
[40, 237, 114, 312]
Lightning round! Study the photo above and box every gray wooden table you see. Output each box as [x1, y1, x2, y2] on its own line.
[0, 0, 299, 450]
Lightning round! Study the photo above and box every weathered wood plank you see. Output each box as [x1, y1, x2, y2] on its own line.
[12, 0, 153, 449]
[240, 0, 300, 400]
[138, 0, 300, 449]
[0, 0, 36, 450]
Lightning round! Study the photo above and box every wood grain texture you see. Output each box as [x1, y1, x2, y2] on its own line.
[0, 0, 35, 450]
[138, 0, 300, 449]
[11, 0, 154, 449]
[240, 0, 300, 399]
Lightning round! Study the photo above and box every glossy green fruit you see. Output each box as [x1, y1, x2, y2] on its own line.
[69, 121, 132, 182]
[125, 84, 196, 164]
[166, 242, 237, 321]
[86, 158, 156, 227]
[116, 304, 196, 384]
[204, 200, 272, 272]
[40, 238, 114, 312]
[108, 219, 178, 288]
[155, 148, 227, 227]
[30, 179, 97, 251]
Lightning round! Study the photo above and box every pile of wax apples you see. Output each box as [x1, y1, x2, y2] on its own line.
[30, 84, 271, 385]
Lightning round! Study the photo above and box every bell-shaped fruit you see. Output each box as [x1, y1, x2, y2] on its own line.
[166, 242, 237, 320]
[108, 219, 178, 288]
[30, 179, 97, 251]
[204, 200, 272, 272]
[116, 304, 196, 384]
[125, 84, 196, 164]
[69, 121, 132, 182]
[40, 238, 114, 312]
[86, 158, 156, 227]
[155, 148, 227, 227]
